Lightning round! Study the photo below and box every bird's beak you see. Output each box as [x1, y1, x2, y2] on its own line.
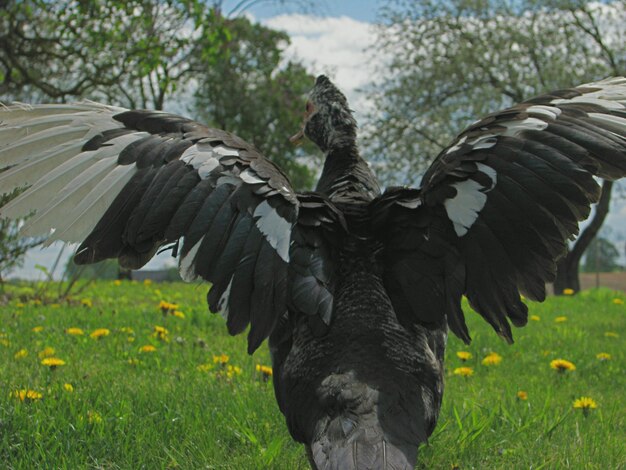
[289, 127, 305, 145]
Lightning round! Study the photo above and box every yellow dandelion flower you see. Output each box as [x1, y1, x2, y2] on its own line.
[63, 383, 74, 393]
[530, 315, 540, 321]
[213, 353, 229, 365]
[16, 302, 25, 308]
[80, 298, 93, 308]
[256, 364, 273, 379]
[456, 351, 472, 361]
[0, 338, 9, 347]
[153, 325, 169, 341]
[12, 389, 42, 402]
[41, 357, 66, 369]
[90, 328, 110, 339]
[573, 396, 597, 416]
[604, 331, 619, 338]
[120, 327, 135, 335]
[66, 327, 84, 336]
[555, 316, 567, 323]
[143, 279, 153, 286]
[516, 391, 528, 401]
[562, 288, 575, 295]
[32, 326, 44, 333]
[87, 410, 103, 424]
[113, 280, 122, 286]
[225, 365, 242, 378]
[139, 344, 156, 353]
[158, 300, 178, 313]
[550, 358, 576, 372]
[453, 367, 474, 377]
[197, 363, 213, 372]
[482, 352, 503, 366]
[38, 347, 55, 358]
[14, 349, 28, 359]
[172, 310, 185, 319]
[596, 352, 611, 361]
[32, 299, 42, 306]
[50, 303, 60, 308]
[127, 336, 135, 343]
[612, 298, 624, 305]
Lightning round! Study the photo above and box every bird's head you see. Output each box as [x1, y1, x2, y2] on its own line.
[290, 75, 357, 152]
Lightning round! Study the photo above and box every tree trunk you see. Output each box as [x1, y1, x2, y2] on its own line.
[553, 179, 614, 295]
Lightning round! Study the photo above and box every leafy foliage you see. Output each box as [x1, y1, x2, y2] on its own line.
[193, 14, 317, 189]
[583, 237, 622, 272]
[365, 0, 625, 185]
[0, 190, 42, 281]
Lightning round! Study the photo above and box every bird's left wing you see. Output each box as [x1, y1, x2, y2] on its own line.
[0, 102, 340, 352]
[371, 77, 626, 343]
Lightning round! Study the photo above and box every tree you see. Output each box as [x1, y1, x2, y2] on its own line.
[583, 237, 622, 272]
[1, 0, 316, 276]
[192, 14, 317, 189]
[0, 189, 43, 282]
[367, 0, 625, 293]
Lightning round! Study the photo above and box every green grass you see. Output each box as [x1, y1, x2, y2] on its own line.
[0, 280, 624, 469]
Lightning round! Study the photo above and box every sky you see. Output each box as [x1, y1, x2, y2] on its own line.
[8, 1, 626, 278]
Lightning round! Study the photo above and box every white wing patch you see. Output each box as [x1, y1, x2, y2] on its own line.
[444, 164, 497, 237]
[180, 142, 241, 179]
[179, 236, 204, 282]
[217, 277, 233, 319]
[253, 200, 291, 262]
[501, 117, 548, 136]
[526, 105, 562, 120]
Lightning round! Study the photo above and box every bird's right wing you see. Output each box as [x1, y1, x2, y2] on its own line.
[0, 103, 344, 353]
[371, 77, 626, 343]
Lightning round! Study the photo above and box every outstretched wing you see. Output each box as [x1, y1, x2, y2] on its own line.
[371, 77, 626, 343]
[0, 102, 343, 353]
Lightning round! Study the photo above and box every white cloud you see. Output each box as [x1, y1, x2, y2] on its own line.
[263, 14, 384, 116]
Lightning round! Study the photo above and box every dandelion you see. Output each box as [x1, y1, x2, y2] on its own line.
[197, 363, 213, 372]
[63, 383, 74, 393]
[90, 328, 110, 339]
[38, 347, 55, 358]
[139, 344, 156, 353]
[555, 316, 567, 323]
[14, 349, 28, 359]
[12, 389, 42, 402]
[456, 351, 472, 361]
[113, 280, 122, 286]
[453, 367, 474, 377]
[66, 327, 84, 336]
[213, 353, 229, 366]
[120, 327, 135, 335]
[550, 359, 576, 373]
[530, 315, 541, 321]
[596, 352, 611, 361]
[143, 279, 152, 286]
[256, 364, 273, 381]
[32, 326, 44, 333]
[604, 331, 619, 338]
[225, 365, 242, 379]
[153, 325, 169, 341]
[573, 396, 597, 416]
[562, 288, 575, 295]
[516, 391, 528, 401]
[87, 410, 103, 424]
[80, 298, 93, 308]
[16, 302, 25, 308]
[481, 352, 502, 366]
[612, 298, 624, 305]
[172, 310, 185, 319]
[128, 358, 141, 366]
[41, 357, 66, 369]
[32, 299, 42, 306]
[158, 300, 178, 314]
[0, 338, 9, 347]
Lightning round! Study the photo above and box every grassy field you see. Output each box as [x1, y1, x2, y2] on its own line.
[0, 280, 624, 469]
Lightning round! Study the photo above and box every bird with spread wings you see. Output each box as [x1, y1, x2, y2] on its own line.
[1, 75, 625, 469]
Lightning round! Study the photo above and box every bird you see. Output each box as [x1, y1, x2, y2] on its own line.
[1, 75, 626, 469]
